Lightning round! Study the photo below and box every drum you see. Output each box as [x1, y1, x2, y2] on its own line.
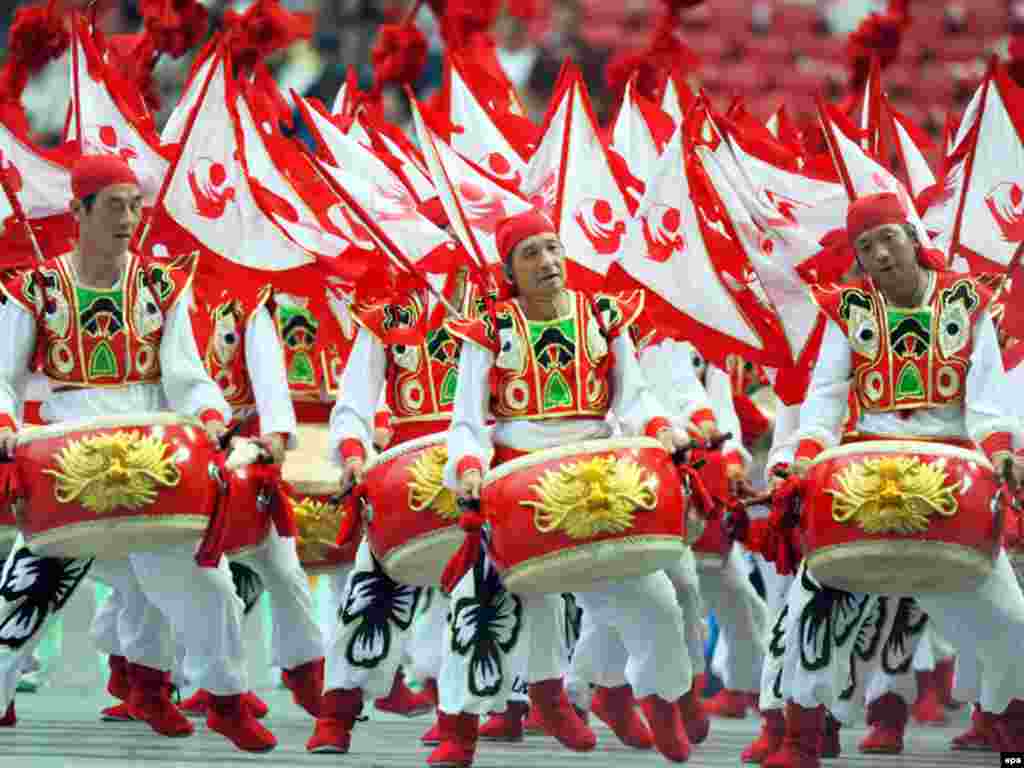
[692, 517, 730, 570]
[221, 464, 274, 558]
[363, 433, 463, 587]
[282, 424, 359, 574]
[482, 437, 688, 594]
[688, 447, 730, 570]
[14, 413, 217, 559]
[1006, 506, 1024, 584]
[803, 440, 1002, 595]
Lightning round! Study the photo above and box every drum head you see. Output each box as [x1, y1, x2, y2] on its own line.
[283, 424, 340, 496]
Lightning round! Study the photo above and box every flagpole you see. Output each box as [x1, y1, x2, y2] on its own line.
[0, 160, 45, 265]
[296, 143, 464, 320]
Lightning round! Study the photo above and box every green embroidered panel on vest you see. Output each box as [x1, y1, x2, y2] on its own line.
[543, 370, 572, 409]
[895, 361, 925, 400]
[288, 352, 316, 385]
[887, 308, 931, 360]
[89, 340, 119, 378]
[77, 285, 125, 337]
[528, 316, 576, 371]
[439, 368, 457, 405]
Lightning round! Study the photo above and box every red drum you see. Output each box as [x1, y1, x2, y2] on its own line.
[364, 433, 463, 587]
[803, 440, 1002, 595]
[688, 447, 730, 570]
[14, 413, 217, 558]
[222, 465, 274, 558]
[692, 517, 730, 570]
[283, 424, 359, 574]
[482, 437, 688, 595]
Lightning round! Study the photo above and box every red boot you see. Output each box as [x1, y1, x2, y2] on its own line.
[127, 663, 193, 738]
[819, 713, 841, 758]
[479, 701, 527, 742]
[591, 685, 653, 749]
[421, 718, 442, 745]
[107, 655, 131, 701]
[762, 702, 824, 768]
[935, 657, 961, 709]
[527, 679, 596, 751]
[742, 709, 785, 763]
[242, 691, 269, 719]
[639, 694, 691, 762]
[859, 693, 907, 754]
[179, 689, 212, 716]
[375, 668, 434, 717]
[952, 705, 997, 751]
[101, 702, 136, 722]
[704, 689, 750, 718]
[678, 686, 710, 745]
[307, 688, 363, 753]
[523, 704, 544, 734]
[427, 711, 478, 767]
[207, 693, 277, 752]
[911, 669, 948, 725]
[0, 703, 14, 727]
[282, 658, 323, 717]
[993, 699, 1024, 751]
[421, 678, 439, 707]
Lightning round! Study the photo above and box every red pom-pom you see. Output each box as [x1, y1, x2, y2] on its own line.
[138, 0, 209, 59]
[1009, 36, 1024, 87]
[106, 32, 161, 112]
[846, 11, 907, 85]
[372, 22, 428, 88]
[506, 0, 542, 21]
[224, 0, 314, 74]
[660, 0, 706, 11]
[442, 0, 501, 48]
[6, 0, 69, 80]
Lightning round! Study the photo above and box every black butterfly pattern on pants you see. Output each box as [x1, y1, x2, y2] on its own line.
[450, 554, 522, 698]
[881, 598, 927, 676]
[0, 549, 93, 650]
[229, 561, 265, 616]
[840, 596, 889, 701]
[768, 603, 789, 701]
[562, 592, 582, 659]
[341, 555, 421, 669]
[798, 566, 871, 672]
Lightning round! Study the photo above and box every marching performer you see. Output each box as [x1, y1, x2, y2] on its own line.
[752, 192, 1024, 768]
[440, 210, 699, 766]
[306, 218, 470, 754]
[0, 155, 275, 751]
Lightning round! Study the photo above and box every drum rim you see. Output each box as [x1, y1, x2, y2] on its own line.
[363, 431, 448, 473]
[483, 437, 665, 485]
[16, 412, 203, 444]
[809, 439, 992, 470]
[25, 514, 210, 555]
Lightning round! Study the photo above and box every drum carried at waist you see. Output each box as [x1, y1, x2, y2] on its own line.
[363, 433, 463, 588]
[282, 424, 359, 574]
[482, 437, 688, 595]
[803, 440, 1002, 595]
[12, 413, 218, 559]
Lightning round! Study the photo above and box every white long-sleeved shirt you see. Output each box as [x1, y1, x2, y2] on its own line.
[794, 308, 1011, 451]
[243, 306, 297, 447]
[443, 331, 669, 489]
[326, 326, 388, 466]
[0, 284, 230, 427]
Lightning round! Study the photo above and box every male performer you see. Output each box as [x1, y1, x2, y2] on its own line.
[0, 155, 274, 751]
[439, 210, 699, 766]
[754, 193, 1024, 768]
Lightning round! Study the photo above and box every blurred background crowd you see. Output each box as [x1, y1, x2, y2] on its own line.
[1, 1, 1022, 174]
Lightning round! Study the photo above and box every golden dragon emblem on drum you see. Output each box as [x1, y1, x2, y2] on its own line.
[292, 496, 347, 561]
[522, 455, 657, 539]
[45, 431, 181, 515]
[407, 446, 458, 520]
[828, 456, 959, 534]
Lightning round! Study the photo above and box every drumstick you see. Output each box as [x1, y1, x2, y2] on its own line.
[671, 431, 733, 466]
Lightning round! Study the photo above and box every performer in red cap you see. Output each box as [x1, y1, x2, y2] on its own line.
[741, 193, 1024, 768]
[0, 155, 276, 751]
[433, 209, 700, 766]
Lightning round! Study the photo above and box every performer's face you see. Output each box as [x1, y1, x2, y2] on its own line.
[853, 223, 920, 296]
[75, 183, 142, 261]
[509, 233, 565, 299]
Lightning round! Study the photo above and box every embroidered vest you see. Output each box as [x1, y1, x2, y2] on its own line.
[446, 290, 644, 421]
[0, 252, 195, 387]
[353, 295, 461, 427]
[272, 291, 353, 401]
[812, 272, 1000, 414]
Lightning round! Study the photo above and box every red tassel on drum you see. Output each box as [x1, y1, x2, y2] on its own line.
[440, 511, 485, 595]
[334, 485, 363, 550]
[0, 462, 21, 507]
[677, 464, 714, 520]
[196, 455, 232, 568]
[261, 468, 297, 538]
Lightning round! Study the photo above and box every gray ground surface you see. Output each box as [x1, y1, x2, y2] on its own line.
[0, 687, 1001, 767]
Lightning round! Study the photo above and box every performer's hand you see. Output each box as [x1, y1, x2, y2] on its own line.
[688, 419, 721, 443]
[657, 426, 690, 455]
[373, 426, 393, 451]
[0, 429, 16, 461]
[204, 419, 229, 447]
[1012, 453, 1024, 488]
[341, 456, 365, 493]
[258, 433, 287, 465]
[790, 459, 811, 479]
[458, 469, 482, 503]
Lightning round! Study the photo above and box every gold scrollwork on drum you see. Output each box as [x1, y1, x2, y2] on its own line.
[407, 446, 458, 520]
[44, 431, 182, 514]
[827, 456, 959, 534]
[521, 455, 657, 539]
[292, 496, 345, 561]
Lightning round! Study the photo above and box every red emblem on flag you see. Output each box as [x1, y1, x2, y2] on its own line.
[188, 158, 236, 219]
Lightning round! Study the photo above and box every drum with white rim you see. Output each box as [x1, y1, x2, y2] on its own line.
[13, 412, 217, 558]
